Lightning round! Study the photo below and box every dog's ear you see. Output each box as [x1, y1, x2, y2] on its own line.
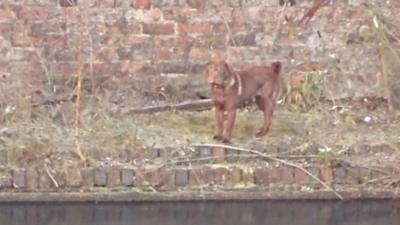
[271, 62, 282, 75]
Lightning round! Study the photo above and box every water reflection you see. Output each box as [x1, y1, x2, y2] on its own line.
[0, 200, 399, 225]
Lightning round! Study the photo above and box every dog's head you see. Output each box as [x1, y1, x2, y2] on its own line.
[205, 61, 235, 89]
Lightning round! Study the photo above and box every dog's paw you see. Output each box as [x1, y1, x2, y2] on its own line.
[256, 129, 267, 137]
[221, 138, 231, 144]
[213, 135, 223, 141]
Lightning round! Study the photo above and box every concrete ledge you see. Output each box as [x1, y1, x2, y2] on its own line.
[0, 189, 400, 203]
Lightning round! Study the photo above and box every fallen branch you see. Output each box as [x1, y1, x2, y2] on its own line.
[192, 143, 344, 200]
[123, 99, 213, 114]
[44, 162, 59, 188]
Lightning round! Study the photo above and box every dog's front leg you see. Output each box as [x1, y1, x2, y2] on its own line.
[222, 109, 236, 143]
[213, 107, 224, 141]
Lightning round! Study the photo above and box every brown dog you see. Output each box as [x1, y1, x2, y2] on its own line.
[205, 60, 282, 143]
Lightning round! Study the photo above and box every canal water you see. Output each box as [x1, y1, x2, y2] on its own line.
[0, 200, 399, 225]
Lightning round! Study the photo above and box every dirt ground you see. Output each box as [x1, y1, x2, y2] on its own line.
[1, 93, 400, 188]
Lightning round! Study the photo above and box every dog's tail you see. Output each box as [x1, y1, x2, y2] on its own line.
[271, 61, 282, 75]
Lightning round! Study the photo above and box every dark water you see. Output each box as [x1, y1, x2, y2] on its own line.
[0, 200, 399, 225]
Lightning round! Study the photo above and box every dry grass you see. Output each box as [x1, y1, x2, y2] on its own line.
[1, 4, 400, 172]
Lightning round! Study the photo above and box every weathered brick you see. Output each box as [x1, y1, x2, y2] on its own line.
[188, 63, 205, 74]
[39, 172, 52, 189]
[197, 34, 227, 49]
[229, 33, 256, 46]
[159, 148, 171, 160]
[293, 168, 308, 185]
[6, 48, 36, 62]
[45, 34, 67, 48]
[97, 47, 119, 62]
[135, 170, 152, 186]
[51, 62, 78, 76]
[157, 62, 187, 74]
[281, 166, 294, 184]
[188, 168, 203, 186]
[321, 165, 333, 184]
[357, 167, 371, 184]
[54, 171, 66, 188]
[158, 170, 175, 189]
[26, 169, 39, 190]
[178, 23, 213, 34]
[0, 22, 13, 35]
[345, 166, 361, 185]
[144, 148, 160, 159]
[98, 0, 116, 7]
[197, 146, 212, 163]
[59, 0, 77, 7]
[18, 6, 49, 21]
[0, 8, 16, 20]
[154, 49, 173, 60]
[121, 169, 135, 186]
[53, 49, 78, 62]
[107, 20, 141, 34]
[132, 0, 152, 9]
[135, 169, 174, 188]
[213, 167, 229, 185]
[107, 167, 121, 187]
[307, 166, 321, 185]
[213, 147, 225, 163]
[143, 23, 175, 35]
[226, 149, 240, 163]
[120, 60, 153, 74]
[121, 35, 153, 59]
[333, 166, 347, 184]
[126, 9, 161, 22]
[370, 170, 384, 181]
[189, 47, 207, 60]
[241, 169, 255, 184]
[162, 8, 197, 22]
[187, 0, 206, 9]
[227, 167, 241, 184]
[66, 166, 82, 187]
[84, 63, 121, 76]
[0, 171, 12, 189]
[175, 169, 188, 187]
[12, 169, 26, 189]
[154, 36, 191, 50]
[94, 168, 107, 187]
[81, 169, 94, 187]
[254, 167, 269, 185]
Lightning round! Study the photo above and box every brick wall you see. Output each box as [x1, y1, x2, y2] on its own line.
[0, 144, 394, 193]
[0, 0, 399, 100]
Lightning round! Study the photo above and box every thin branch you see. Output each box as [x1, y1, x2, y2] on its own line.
[193, 143, 344, 200]
[73, 7, 86, 162]
[269, 1, 288, 54]
[223, 19, 237, 47]
[44, 163, 59, 188]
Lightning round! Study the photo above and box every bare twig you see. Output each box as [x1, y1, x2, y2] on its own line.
[223, 19, 237, 47]
[193, 143, 344, 200]
[269, 1, 288, 54]
[73, 7, 86, 162]
[73, 62, 86, 161]
[44, 162, 59, 188]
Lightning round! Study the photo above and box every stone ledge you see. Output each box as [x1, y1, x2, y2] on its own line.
[0, 189, 399, 202]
